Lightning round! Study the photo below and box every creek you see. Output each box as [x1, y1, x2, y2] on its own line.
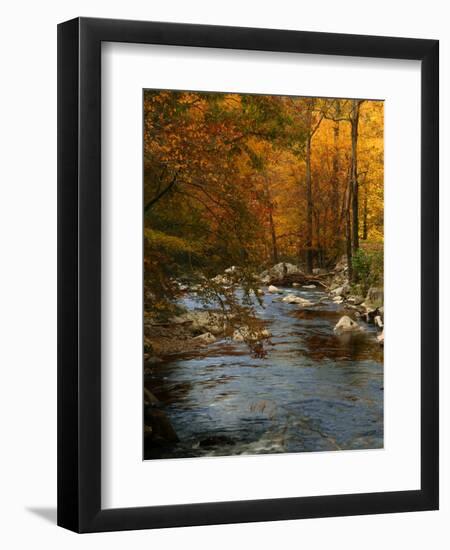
[144, 286, 383, 459]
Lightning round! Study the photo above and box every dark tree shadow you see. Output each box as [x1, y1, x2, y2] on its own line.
[26, 507, 57, 525]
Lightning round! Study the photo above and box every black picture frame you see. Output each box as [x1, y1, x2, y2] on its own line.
[57, 16, 439, 533]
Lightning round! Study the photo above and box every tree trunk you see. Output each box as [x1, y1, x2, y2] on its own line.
[305, 132, 313, 273]
[332, 116, 340, 234]
[263, 176, 278, 264]
[350, 100, 361, 252]
[362, 180, 368, 240]
[345, 180, 353, 281]
[304, 98, 315, 273]
[268, 207, 278, 264]
[315, 210, 322, 268]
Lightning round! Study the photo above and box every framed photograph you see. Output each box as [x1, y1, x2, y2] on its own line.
[57, 17, 439, 532]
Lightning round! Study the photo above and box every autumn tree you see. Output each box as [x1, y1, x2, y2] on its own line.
[143, 90, 383, 315]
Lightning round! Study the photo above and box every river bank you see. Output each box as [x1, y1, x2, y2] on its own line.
[144, 259, 384, 363]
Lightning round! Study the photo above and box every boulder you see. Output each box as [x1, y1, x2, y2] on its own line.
[366, 287, 384, 307]
[281, 294, 313, 306]
[233, 327, 270, 342]
[145, 355, 163, 365]
[144, 407, 179, 443]
[374, 315, 384, 329]
[377, 330, 384, 345]
[176, 311, 226, 335]
[170, 315, 192, 325]
[259, 262, 302, 282]
[273, 262, 302, 277]
[249, 288, 264, 296]
[144, 388, 161, 407]
[347, 295, 365, 305]
[360, 307, 380, 325]
[335, 255, 348, 272]
[302, 284, 316, 289]
[331, 283, 350, 297]
[268, 285, 283, 294]
[334, 315, 364, 333]
[332, 296, 344, 304]
[193, 332, 216, 344]
[259, 269, 270, 284]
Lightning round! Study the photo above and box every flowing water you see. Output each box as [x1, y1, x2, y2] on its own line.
[144, 286, 383, 459]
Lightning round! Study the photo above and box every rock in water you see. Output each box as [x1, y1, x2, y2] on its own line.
[374, 315, 384, 329]
[377, 330, 384, 345]
[302, 284, 316, 289]
[144, 388, 161, 407]
[249, 288, 265, 296]
[233, 327, 271, 341]
[268, 285, 283, 294]
[334, 315, 363, 333]
[281, 294, 313, 306]
[144, 407, 179, 443]
[281, 293, 297, 303]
